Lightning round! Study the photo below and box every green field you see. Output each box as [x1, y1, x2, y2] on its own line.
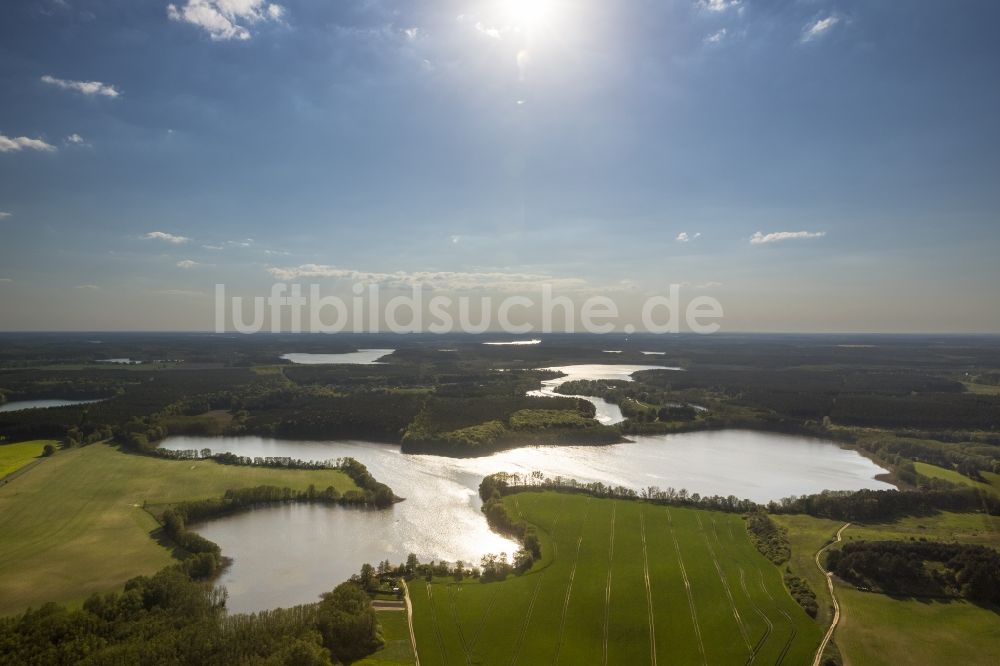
[411, 492, 821, 665]
[914, 461, 1000, 497]
[357, 610, 417, 665]
[0, 443, 359, 615]
[776, 511, 1000, 666]
[0, 440, 55, 478]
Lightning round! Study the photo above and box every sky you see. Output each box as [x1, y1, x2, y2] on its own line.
[1, 0, 999, 332]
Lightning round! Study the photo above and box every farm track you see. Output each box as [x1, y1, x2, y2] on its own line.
[602, 503, 616, 666]
[640, 511, 658, 666]
[668, 509, 707, 666]
[698, 514, 752, 653]
[812, 523, 851, 666]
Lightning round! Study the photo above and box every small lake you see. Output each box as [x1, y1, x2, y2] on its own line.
[159, 430, 891, 613]
[0, 398, 105, 413]
[279, 350, 395, 365]
[527, 364, 681, 424]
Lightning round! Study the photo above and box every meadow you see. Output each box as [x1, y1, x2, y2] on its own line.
[914, 461, 1000, 497]
[775, 510, 1000, 666]
[0, 443, 359, 615]
[357, 610, 417, 665]
[410, 491, 821, 665]
[0, 439, 53, 478]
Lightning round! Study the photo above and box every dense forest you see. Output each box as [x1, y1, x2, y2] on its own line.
[827, 541, 1000, 603]
[0, 570, 380, 665]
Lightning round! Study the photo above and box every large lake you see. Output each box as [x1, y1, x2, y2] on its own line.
[159, 431, 891, 613]
[0, 398, 105, 413]
[280, 350, 394, 365]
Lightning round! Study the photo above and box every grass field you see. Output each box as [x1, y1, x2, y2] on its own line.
[0, 443, 359, 616]
[914, 461, 1000, 497]
[776, 510, 1000, 666]
[356, 611, 417, 665]
[410, 492, 821, 665]
[0, 440, 56, 478]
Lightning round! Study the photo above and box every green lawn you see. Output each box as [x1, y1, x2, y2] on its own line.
[356, 611, 416, 665]
[411, 492, 821, 665]
[776, 511, 1000, 666]
[0, 443, 359, 616]
[0, 440, 55, 478]
[914, 461, 1000, 497]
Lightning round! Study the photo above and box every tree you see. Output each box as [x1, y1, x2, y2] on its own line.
[358, 563, 375, 591]
[42, 443, 56, 457]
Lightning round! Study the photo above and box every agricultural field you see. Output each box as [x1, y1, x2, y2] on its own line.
[357, 610, 417, 665]
[914, 461, 1000, 497]
[0, 443, 359, 615]
[410, 492, 821, 665]
[775, 511, 1000, 666]
[0, 439, 54, 478]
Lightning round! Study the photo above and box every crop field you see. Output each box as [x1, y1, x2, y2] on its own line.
[0, 443, 359, 615]
[410, 491, 821, 665]
[0, 440, 53, 478]
[357, 610, 417, 665]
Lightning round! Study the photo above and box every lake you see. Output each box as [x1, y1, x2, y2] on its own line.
[279, 349, 395, 364]
[159, 430, 891, 613]
[527, 363, 681, 424]
[0, 398, 105, 413]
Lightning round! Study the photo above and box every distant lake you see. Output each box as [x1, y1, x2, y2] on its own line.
[159, 431, 891, 613]
[279, 349, 394, 365]
[528, 363, 681, 424]
[0, 398, 105, 413]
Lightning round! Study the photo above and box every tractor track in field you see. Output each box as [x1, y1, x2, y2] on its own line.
[739, 567, 774, 665]
[640, 511, 658, 666]
[554, 499, 589, 665]
[699, 514, 752, 653]
[602, 503, 616, 666]
[467, 586, 499, 656]
[668, 509, 707, 666]
[756, 561, 797, 665]
[425, 583, 449, 665]
[508, 576, 543, 666]
[447, 585, 473, 665]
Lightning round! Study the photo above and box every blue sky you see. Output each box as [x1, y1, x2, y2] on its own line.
[1, 0, 998, 332]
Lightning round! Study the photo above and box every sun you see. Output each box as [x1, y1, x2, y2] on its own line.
[501, 0, 553, 31]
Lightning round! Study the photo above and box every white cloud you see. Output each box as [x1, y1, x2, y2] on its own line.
[0, 133, 57, 153]
[676, 232, 701, 243]
[0, 278, 13, 283]
[404, 27, 419, 40]
[176, 259, 199, 269]
[705, 28, 727, 44]
[801, 15, 840, 42]
[0, 212, 11, 219]
[74, 284, 99, 290]
[696, 281, 723, 289]
[201, 244, 224, 250]
[264, 264, 635, 293]
[474, 22, 503, 40]
[450, 235, 461, 244]
[697, 0, 741, 13]
[750, 230, 826, 245]
[143, 231, 191, 244]
[66, 133, 86, 144]
[167, 0, 286, 41]
[41, 74, 120, 98]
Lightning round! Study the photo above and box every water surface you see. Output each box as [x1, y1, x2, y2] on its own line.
[0, 398, 105, 413]
[280, 349, 394, 365]
[160, 431, 891, 612]
[528, 363, 680, 424]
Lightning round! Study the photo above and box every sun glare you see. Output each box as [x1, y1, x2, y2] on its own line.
[502, 0, 553, 30]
